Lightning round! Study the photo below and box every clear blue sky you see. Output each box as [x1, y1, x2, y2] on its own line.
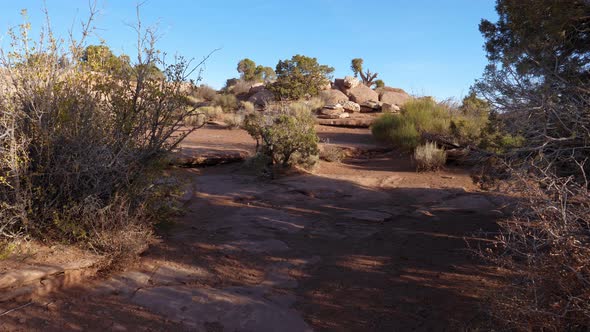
[0, 1, 498, 100]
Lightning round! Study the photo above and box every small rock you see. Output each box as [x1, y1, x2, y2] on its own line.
[341, 100, 361, 113]
[381, 103, 400, 113]
[360, 100, 382, 112]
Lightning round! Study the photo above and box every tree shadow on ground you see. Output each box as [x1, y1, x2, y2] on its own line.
[1, 158, 511, 331]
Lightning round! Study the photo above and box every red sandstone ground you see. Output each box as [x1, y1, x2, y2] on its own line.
[0, 125, 506, 331]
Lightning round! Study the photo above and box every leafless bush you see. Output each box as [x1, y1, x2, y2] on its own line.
[0, 4, 208, 255]
[483, 166, 590, 330]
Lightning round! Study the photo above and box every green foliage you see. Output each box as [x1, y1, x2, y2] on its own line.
[237, 58, 257, 81]
[243, 106, 319, 167]
[237, 58, 275, 82]
[81, 44, 132, 74]
[213, 94, 238, 112]
[320, 145, 345, 163]
[371, 113, 420, 150]
[269, 55, 334, 100]
[414, 142, 447, 171]
[374, 79, 385, 88]
[351, 58, 364, 77]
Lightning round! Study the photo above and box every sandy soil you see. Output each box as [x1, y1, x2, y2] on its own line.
[0, 125, 506, 331]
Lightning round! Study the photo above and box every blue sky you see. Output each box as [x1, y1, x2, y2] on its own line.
[0, 1, 498, 100]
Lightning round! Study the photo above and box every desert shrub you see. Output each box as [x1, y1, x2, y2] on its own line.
[221, 113, 244, 129]
[240, 101, 256, 113]
[187, 106, 223, 124]
[320, 145, 345, 162]
[371, 113, 420, 150]
[0, 7, 204, 257]
[482, 172, 590, 330]
[269, 54, 334, 100]
[372, 97, 495, 151]
[213, 94, 238, 112]
[232, 79, 253, 95]
[414, 142, 446, 171]
[194, 84, 217, 101]
[243, 105, 319, 168]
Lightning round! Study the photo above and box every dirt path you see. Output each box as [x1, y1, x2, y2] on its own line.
[1, 126, 505, 331]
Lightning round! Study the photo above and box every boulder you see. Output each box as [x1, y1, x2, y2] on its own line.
[342, 101, 361, 113]
[248, 89, 275, 107]
[248, 83, 266, 95]
[348, 85, 379, 104]
[319, 89, 349, 105]
[323, 103, 344, 110]
[380, 90, 412, 107]
[381, 103, 401, 113]
[360, 100, 382, 113]
[343, 76, 360, 89]
[375, 86, 408, 97]
[319, 105, 346, 119]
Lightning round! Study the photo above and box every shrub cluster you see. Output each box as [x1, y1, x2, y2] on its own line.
[243, 104, 319, 168]
[0, 10, 202, 259]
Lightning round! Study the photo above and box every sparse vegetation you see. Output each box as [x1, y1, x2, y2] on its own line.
[193, 84, 218, 101]
[414, 142, 446, 171]
[213, 94, 239, 112]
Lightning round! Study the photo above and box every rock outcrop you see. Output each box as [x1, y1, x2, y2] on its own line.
[343, 76, 360, 89]
[248, 89, 275, 107]
[360, 100, 382, 113]
[348, 85, 379, 104]
[380, 90, 411, 107]
[319, 89, 349, 105]
[342, 101, 361, 113]
[381, 103, 401, 113]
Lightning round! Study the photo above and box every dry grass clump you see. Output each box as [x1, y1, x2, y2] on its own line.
[193, 84, 217, 101]
[414, 142, 446, 171]
[320, 145, 345, 162]
[482, 171, 590, 330]
[221, 113, 245, 129]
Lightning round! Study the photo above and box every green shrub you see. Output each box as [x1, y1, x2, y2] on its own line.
[269, 54, 334, 100]
[372, 98, 492, 151]
[213, 94, 238, 112]
[243, 106, 319, 168]
[371, 113, 420, 150]
[414, 142, 447, 171]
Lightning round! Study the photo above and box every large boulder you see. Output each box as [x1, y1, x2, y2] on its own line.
[343, 76, 360, 89]
[342, 101, 361, 113]
[248, 89, 275, 107]
[319, 89, 349, 105]
[380, 90, 412, 107]
[348, 85, 379, 104]
[248, 83, 266, 95]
